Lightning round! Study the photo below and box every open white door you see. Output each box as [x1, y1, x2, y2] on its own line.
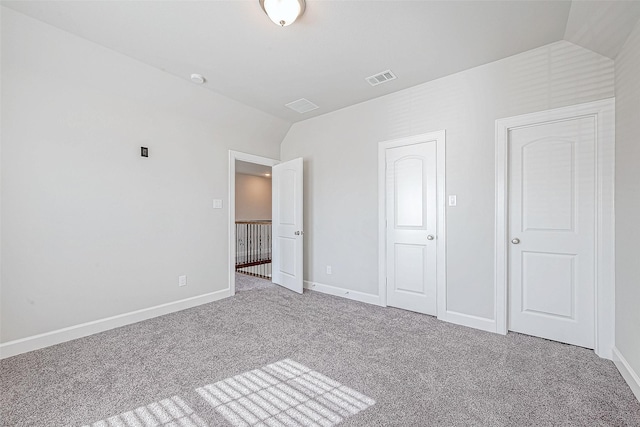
[272, 158, 304, 294]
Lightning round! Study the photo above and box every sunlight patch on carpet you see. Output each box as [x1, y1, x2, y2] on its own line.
[81, 395, 207, 427]
[196, 359, 375, 427]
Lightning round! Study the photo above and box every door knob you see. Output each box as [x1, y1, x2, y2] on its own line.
[427, 235, 435, 240]
[511, 238, 520, 244]
[295, 231, 304, 236]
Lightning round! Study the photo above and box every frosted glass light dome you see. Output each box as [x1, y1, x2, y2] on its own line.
[260, 0, 305, 27]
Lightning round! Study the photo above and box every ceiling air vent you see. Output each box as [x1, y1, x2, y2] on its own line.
[285, 98, 319, 114]
[366, 69, 397, 87]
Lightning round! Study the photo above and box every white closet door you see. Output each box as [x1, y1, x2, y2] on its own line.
[386, 142, 437, 315]
[508, 117, 596, 348]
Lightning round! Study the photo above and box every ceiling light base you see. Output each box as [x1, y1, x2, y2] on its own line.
[259, 0, 305, 27]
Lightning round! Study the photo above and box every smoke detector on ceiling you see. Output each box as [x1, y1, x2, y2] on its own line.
[190, 74, 206, 84]
[285, 98, 319, 114]
[366, 70, 397, 87]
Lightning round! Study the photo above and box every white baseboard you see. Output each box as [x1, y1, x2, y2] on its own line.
[437, 310, 497, 333]
[303, 281, 498, 333]
[613, 347, 640, 402]
[304, 281, 382, 306]
[0, 289, 230, 360]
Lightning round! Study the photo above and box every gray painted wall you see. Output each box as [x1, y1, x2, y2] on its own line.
[615, 18, 640, 386]
[281, 41, 614, 321]
[0, 8, 289, 342]
[235, 174, 272, 221]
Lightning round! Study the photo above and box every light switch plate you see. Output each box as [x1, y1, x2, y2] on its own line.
[448, 195, 457, 206]
[213, 199, 223, 209]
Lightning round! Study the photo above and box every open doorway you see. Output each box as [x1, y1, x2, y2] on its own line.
[229, 151, 305, 296]
[228, 151, 279, 295]
[235, 160, 273, 292]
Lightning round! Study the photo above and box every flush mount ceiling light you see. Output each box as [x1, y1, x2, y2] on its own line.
[259, 0, 305, 27]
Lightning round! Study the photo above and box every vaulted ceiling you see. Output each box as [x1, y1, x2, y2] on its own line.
[4, 1, 640, 123]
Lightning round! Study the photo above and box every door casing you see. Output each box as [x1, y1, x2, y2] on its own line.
[494, 98, 615, 359]
[378, 130, 447, 315]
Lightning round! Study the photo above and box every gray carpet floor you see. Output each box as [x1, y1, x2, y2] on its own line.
[235, 273, 274, 293]
[1, 274, 639, 426]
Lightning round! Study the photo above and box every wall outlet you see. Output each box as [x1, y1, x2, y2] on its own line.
[326, 265, 332, 275]
[178, 275, 187, 287]
[213, 199, 223, 209]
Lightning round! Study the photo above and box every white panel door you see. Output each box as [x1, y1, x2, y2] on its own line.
[272, 158, 303, 294]
[386, 142, 437, 315]
[508, 117, 595, 348]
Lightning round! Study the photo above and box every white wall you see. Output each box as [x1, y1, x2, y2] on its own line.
[614, 18, 640, 394]
[0, 8, 290, 343]
[281, 41, 614, 324]
[235, 174, 272, 221]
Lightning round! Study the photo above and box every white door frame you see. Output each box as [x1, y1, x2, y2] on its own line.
[378, 130, 447, 312]
[228, 150, 279, 296]
[494, 98, 615, 359]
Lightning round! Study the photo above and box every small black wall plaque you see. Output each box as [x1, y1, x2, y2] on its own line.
[141, 147, 148, 157]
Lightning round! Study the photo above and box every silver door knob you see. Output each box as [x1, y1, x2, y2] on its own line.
[511, 238, 520, 244]
[427, 235, 435, 240]
[295, 231, 304, 236]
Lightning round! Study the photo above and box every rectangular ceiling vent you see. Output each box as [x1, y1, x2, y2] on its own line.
[285, 98, 319, 114]
[366, 69, 397, 87]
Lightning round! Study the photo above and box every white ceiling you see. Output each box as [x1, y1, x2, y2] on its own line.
[236, 160, 271, 177]
[4, 0, 640, 123]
